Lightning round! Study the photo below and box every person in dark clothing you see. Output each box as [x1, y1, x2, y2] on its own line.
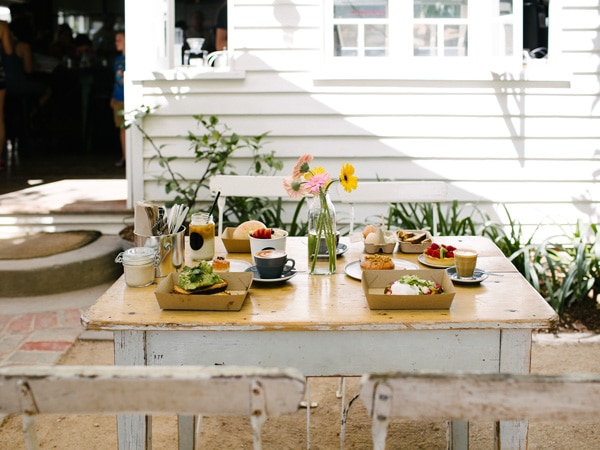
[0, 20, 13, 170]
[111, 30, 125, 167]
[215, 4, 227, 51]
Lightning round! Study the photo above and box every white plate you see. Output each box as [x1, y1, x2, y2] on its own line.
[417, 254, 455, 269]
[245, 266, 298, 283]
[446, 267, 489, 284]
[344, 259, 418, 281]
[318, 243, 349, 258]
[211, 259, 252, 272]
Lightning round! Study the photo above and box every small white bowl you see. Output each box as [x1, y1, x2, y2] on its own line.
[249, 228, 288, 263]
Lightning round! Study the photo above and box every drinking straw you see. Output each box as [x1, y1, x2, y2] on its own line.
[208, 191, 221, 216]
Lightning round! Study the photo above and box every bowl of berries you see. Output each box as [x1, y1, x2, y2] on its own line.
[421, 243, 457, 267]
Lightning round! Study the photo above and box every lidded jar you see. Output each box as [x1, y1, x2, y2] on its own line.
[115, 247, 158, 287]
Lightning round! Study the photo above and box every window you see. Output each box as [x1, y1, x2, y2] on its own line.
[325, 0, 525, 76]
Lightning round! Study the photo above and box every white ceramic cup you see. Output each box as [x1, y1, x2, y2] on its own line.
[249, 228, 288, 264]
[454, 249, 478, 279]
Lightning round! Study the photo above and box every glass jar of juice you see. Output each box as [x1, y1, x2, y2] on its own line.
[189, 213, 215, 261]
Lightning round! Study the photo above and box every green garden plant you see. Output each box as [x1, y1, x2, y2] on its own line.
[480, 205, 537, 275]
[516, 222, 600, 313]
[387, 200, 479, 236]
[127, 108, 284, 225]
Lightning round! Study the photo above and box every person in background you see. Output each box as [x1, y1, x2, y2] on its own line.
[187, 10, 215, 53]
[215, 4, 227, 51]
[49, 23, 76, 63]
[187, 11, 207, 39]
[110, 30, 125, 168]
[74, 33, 95, 68]
[5, 17, 52, 115]
[0, 20, 12, 170]
[92, 13, 117, 61]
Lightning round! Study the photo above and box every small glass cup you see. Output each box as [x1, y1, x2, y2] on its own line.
[454, 249, 478, 279]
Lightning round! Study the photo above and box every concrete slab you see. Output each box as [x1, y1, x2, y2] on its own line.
[0, 236, 123, 297]
[0, 179, 129, 215]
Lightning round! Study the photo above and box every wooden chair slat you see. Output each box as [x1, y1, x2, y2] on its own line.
[0, 365, 305, 450]
[360, 371, 600, 449]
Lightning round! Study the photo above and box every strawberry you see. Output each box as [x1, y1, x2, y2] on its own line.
[425, 243, 456, 259]
[252, 228, 272, 239]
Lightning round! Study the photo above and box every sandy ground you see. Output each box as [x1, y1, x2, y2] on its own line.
[1, 337, 600, 449]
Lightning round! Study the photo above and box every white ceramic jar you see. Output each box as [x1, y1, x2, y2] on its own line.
[115, 247, 157, 287]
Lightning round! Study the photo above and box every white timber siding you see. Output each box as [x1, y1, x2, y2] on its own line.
[125, 0, 600, 242]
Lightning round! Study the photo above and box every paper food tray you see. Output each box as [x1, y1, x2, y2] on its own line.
[362, 269, 455, 310]
[155, 271, 253, 311]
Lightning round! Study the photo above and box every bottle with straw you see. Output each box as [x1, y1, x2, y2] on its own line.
[189, 193, 220, 261]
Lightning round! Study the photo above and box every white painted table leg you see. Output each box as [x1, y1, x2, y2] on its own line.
[495, 329, 532, 450]
[178, 416, 195, 450]
[448, 420, 469, 449]
[114, 331, 151, 450]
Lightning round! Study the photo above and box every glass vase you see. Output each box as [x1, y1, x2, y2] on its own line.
[307, 192, 337, 275]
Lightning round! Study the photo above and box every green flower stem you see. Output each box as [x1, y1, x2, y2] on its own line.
[310, 192, 336, 274]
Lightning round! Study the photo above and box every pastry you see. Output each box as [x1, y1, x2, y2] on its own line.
[232, 220, 266, 239]
[397, 230, 429, 244]
[423, 243, 456, 267]
[212, 256, 230, 272]
[360, 254, 395, 270]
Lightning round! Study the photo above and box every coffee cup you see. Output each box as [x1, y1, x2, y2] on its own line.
[254, 249, 295, 279]
[454, 249, 478, 279]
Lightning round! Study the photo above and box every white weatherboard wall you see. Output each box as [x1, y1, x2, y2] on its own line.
[125, 0, 600, 242]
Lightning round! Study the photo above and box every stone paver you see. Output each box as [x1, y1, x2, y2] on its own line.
[0, 282, 115, 367]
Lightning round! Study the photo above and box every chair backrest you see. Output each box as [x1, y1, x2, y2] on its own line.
[360, 371, 600, 450]
[336, 181, 448, 234]
[0, 365, 305, 450]
[209, 175, 288, 235]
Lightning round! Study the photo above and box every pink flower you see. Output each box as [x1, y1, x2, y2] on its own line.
[283, 176, 307, 199]
[292, 154, 313, 178]
[305, 172, 331, 195]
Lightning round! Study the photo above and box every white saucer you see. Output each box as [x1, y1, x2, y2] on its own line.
[446, 267, 489, 284]
[217, 259, 252, 272]
[245, 266, 298, 283]
[344, 259, 419, 281]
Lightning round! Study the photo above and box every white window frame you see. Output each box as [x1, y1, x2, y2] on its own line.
[321, 0, 525, 79]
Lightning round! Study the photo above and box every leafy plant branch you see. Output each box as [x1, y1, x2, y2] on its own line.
[125, 107, 283, 214]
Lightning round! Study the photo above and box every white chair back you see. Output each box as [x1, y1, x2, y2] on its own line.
[336, 181, 448, 234]
[209, 175, 288, 235]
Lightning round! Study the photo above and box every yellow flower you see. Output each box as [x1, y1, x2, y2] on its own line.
[339, 163, 358, 193]
[304, 165, 326, 180]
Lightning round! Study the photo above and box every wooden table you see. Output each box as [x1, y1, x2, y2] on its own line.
[82, 236, 557, 450]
